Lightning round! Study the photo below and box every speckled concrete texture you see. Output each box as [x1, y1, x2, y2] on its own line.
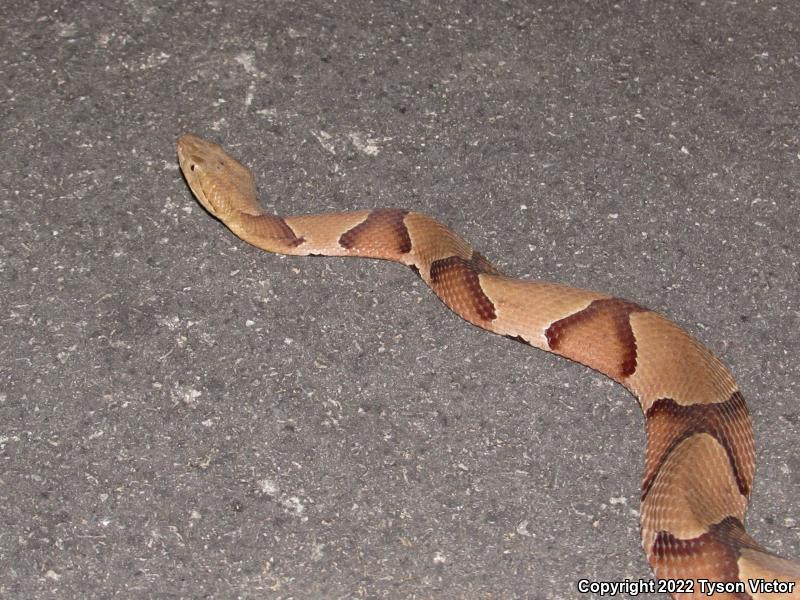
[2, 1, 798, 599]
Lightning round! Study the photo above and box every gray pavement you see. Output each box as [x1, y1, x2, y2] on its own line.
[2, 1, 799, 598]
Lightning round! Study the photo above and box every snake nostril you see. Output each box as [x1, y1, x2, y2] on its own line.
[190, 164, 196, 171]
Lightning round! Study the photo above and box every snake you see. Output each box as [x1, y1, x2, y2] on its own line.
[177, 133, 799, 599]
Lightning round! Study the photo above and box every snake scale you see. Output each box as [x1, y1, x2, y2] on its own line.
[177, 133, 799, 599]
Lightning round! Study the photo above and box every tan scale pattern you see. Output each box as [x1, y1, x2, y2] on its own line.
[627, 311, 738, 411]
[234, 213, 304, 249]
[177, 134, 800, 599]
[641, 433, 748, 548]
[280, 212, 373, 256]
[429, 256, 497, 324]
[643, 393, 755, 502]
[403, 212, 475, 279]
[339, 208, 412, 255]
[477, 276, 608, 349]
[739, 550, 800, 599]
[470, 251, 504, 276]
[545, 298, 647, 380]
[651, 517, 756, 599]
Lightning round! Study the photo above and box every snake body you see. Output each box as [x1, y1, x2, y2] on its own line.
[177, 133, 799, 599]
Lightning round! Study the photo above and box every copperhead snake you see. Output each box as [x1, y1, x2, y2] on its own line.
[177, 133, 799, 599]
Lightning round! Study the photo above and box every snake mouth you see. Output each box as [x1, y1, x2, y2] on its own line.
[186, 174, 220, 217]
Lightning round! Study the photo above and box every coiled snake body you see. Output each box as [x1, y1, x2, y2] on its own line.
[177, 133, 799, 599]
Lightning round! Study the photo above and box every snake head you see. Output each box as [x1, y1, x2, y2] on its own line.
[177, 133, 260, 221]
